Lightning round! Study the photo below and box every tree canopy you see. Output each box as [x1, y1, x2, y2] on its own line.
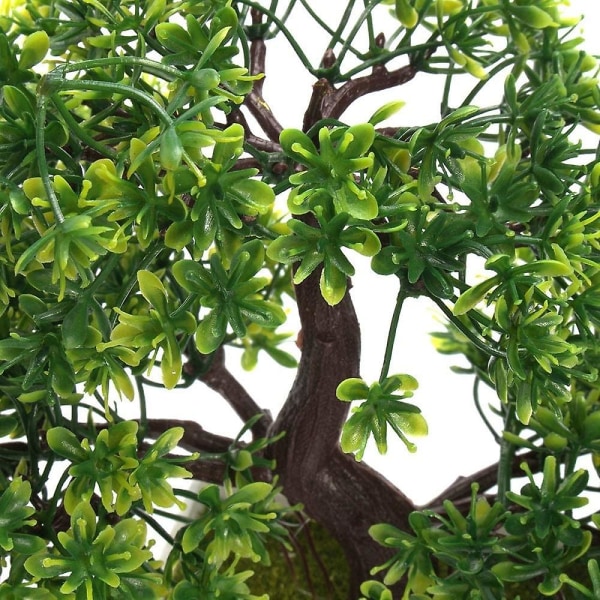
[0, 0, 600, 598]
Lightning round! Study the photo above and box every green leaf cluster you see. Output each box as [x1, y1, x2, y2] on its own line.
[365, 459, 596, 598]
[0, 0, 599, 597]
[47, 422, 194, 516]
[173, 239, 286, 353]
[24, 501, 160, 600]
[337, 374, 427, 459]
[165, 479, 291, 599]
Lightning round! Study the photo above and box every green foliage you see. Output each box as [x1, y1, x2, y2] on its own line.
[165, 479, 294, 598]
[173, 239, 286, 353]
[24, 501, 161, 599]
[47, 422, 195, 516]
[337, 374, 427, 458]
[0, 478, 44, 555]
[0, 0, 599, 597]
[366, 462, 596, 598]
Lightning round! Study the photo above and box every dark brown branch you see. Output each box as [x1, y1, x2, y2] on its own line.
[245, 92, 284, 142]
[246, 133, 281, 153]
[200, 347, 272, 438]
[376, 126, 404, 138]
[269, 265, 415, 597]
[250, 26, 267, 97]
[0, 441, 30, 454]
[144, 420, 271, 484]
[422, 450, 544, 511]
[321, 63, 418, 121]
[241, 16, 285, 142]
[303, 78, 335, 133]
[230, 157, 262, 171]
[144, 418, 233, 454]
[225, 111, 283, 154]
[185, 457, 229, 484]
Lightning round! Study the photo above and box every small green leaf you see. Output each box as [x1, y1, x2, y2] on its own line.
[62, 301, 90, 349]
[341, 412, 370, 460]
[138, 270, 168, 315]
[160, 126, 183, 171]
[340, 123, 375, 158]
[46, 427, 88, 463]
[369, 101, 405, 126]
[195, 310, 227, 354]
[381, 374, 418, 393]
[224, 482, 273, 507]
[453, 277, 498, 315]
[155, 22, 194, 53]
[336, 378, 370, 401]
[394, 0, 418, 28]
[18, 30, 49, 69]
[510, 5, 557, 29]
[320, 261, 347, 306]
[280, 128, 318, 164]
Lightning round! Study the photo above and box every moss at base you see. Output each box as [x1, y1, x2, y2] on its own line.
[243, 519, 350, 599]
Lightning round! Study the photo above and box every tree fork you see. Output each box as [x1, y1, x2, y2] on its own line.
[268, 266, 415, 596]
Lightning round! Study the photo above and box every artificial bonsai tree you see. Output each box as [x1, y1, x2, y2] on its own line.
[0, 0, 600, 597]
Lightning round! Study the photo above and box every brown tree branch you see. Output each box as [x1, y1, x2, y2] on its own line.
[224, 111, 282, 153]
[269, 264, 415, 597]
[303, 78, 335, 133]
[303, 45, 437, 131]
[242, 12, 284, 142]
[422, 450, 544, 511]
[200, 347, 272, 439]
[321, 63, 418, 121]
[144, 418, 233, 454]
[245, 90, 284, 142]
[230, 157, 262, 171]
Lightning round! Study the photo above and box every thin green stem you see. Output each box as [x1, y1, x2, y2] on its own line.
[497, 404, 517, 504]
[339, 39, 441, 80]
[137, 377, 148, 442]
[441, 62, 455, 118]
[328, 0, 358, 56]
[379, 282, 408, 382]
[50, 93, 117, 159]
[52, 56, 182, 81]
[473, 377, 500, 443]
[297, 0, 336, 38]
[47, 467, 72, 521]
[429, 294, 505, 359]
[51, 78, 173, 126]
[35, 96, 65, 224]
[363, 0, 375, 48]
[334, 0, 377, 68]
[565, 443, 582, 477]
[272, 0, 296, 32]
[112, 239, 164, 323]
[169, 293, 197, 319]
[132, 507, 176, 545]
[238, 0, 318, 76]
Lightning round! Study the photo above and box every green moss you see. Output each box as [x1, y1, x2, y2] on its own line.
[243, 519, 350, 599]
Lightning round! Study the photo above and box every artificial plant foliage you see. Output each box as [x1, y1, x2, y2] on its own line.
[0, 0, 599, 598]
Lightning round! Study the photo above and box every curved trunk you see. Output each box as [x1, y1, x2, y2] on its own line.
[269, 268, 414, 596]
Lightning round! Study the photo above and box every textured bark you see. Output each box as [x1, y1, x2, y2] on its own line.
[268, 268, 415, 597]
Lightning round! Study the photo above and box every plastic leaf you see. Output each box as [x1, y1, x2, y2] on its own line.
[138, 270, 169, 315]
[369, 101, 405, 126]
[453, 277, 498, 315]
[336, 378, 370, 401]
[320, 260, 347, 306]
[195, 310, 227, 354]
[46, 427, 87, 463]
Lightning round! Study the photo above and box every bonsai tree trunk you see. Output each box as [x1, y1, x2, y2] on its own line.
[269, 266, 415, 596]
